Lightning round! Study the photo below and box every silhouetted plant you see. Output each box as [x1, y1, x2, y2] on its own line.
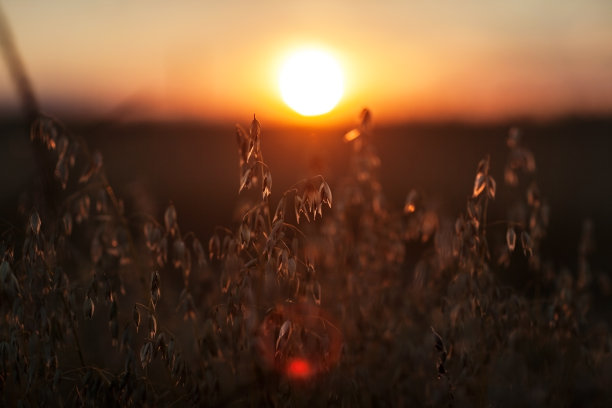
[0, 110, 611, 407]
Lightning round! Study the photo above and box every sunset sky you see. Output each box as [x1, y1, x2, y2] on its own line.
[1, 0, 611, 125]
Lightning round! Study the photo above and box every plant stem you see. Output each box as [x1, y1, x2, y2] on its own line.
[61, 294, 86, 367]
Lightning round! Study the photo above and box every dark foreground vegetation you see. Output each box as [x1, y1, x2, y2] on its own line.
[1, 109, 611, 407]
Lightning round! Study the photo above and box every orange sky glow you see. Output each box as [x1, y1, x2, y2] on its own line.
[1, 1, 612, 125]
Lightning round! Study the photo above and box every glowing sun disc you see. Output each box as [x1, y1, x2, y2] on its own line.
[279, 48, 344, 116]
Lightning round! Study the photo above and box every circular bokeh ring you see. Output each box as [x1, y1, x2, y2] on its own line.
[257, 301, 343, 380]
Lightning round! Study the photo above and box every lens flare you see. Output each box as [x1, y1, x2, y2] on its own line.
[256, 301, 343, 381]
[286, 358, 313, 380]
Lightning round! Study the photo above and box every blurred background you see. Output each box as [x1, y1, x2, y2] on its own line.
[1, 0, 612, 271]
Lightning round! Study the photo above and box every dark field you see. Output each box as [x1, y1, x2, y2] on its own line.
[4, 116, 610, 267]
[1, 114, 612, 406]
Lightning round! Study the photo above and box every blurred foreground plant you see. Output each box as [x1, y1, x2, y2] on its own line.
[1, 111, 611, 407]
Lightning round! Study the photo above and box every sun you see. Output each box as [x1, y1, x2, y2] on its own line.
[279, 48, 344, 116]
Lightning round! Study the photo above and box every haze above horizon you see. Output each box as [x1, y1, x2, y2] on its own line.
[1, 1, 611, 125]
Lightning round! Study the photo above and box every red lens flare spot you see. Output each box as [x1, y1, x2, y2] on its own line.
[287, 358, 313, 379]
[256, 301, 343, 380]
